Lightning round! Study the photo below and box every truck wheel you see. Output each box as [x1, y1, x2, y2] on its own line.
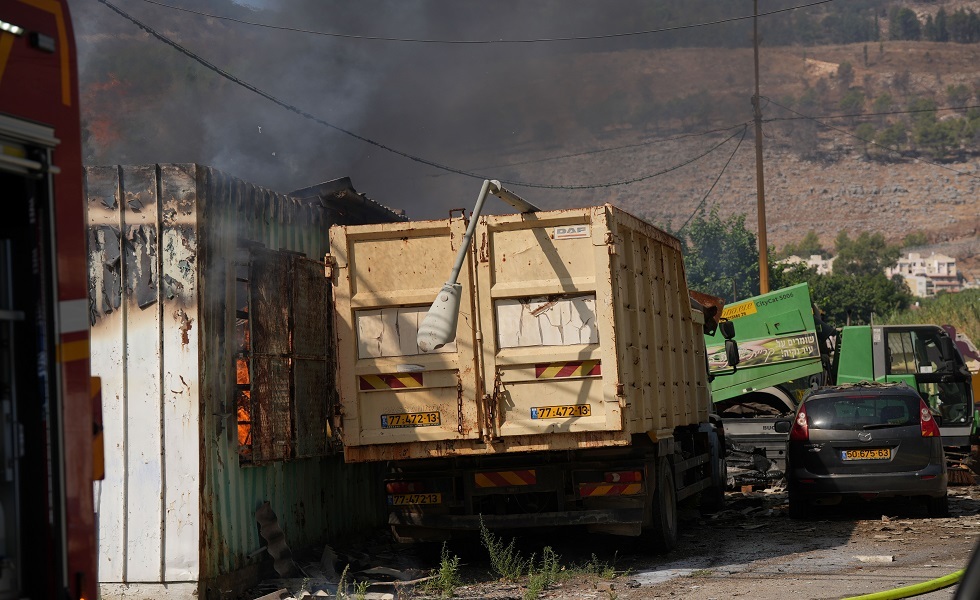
[649, 456, 678, 552]
[700, 431, 726, 515]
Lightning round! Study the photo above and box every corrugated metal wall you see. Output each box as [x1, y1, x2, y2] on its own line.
[87, 164, 389, 591]
[87, 164, 201, 584]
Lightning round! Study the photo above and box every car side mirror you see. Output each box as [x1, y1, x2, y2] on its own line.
[725, 339, 740, 368]
[719, 320, 736, 340]
[774, 420, 792, 434]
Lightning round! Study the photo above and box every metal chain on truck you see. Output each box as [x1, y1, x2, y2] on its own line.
[456, 374, 464, 434]
[485, 371, 501, 438]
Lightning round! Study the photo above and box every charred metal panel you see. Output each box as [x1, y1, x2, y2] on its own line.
[292, 256, 331, 458]
[86, 166, 127, 582]
[119, 165, 165, 582]
[158, 164, 200, 581]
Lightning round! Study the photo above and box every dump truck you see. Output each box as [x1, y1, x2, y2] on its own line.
[706, 283, 975, 475]
[328, 184, 735, 549]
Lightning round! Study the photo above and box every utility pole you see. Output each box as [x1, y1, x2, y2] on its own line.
[753, 0, 770, 293]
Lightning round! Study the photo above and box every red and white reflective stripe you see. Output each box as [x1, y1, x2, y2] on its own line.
[535, 360, 601, 379]
[474, 470, 537, 488]
[579, 482, 643, 497]
[359, 373, 424, 390]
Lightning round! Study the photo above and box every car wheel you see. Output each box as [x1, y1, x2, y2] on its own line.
[926, 493, 950, 518]
[788, 486, 811, 520]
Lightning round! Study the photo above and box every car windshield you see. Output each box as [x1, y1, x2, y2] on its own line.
[805, 394, 921, 430]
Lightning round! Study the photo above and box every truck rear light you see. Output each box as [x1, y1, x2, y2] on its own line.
[604, 470, 642, 483]
[386, 481, 426, 494]
[919, 400, 940, 438]
[789, 404, 809, 441]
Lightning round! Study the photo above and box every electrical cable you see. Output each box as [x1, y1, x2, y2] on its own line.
[133, 0, 838, 44]
[98, 0, 751, 191]
[763, 97, 980, 181]
[677, 124, 749, 233]
[763, 104, 980, 123]
[436, 122, 752, 176]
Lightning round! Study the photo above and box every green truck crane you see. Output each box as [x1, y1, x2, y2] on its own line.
[705, 283, 975, 474]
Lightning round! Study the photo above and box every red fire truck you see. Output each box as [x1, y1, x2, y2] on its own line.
[0, 2, 99, 598]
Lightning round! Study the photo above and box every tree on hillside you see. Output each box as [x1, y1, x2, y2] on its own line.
[780, 230, 828, 259]
[679, 208, 760, 303]
[876, 120, 908, 155]
[771, 265, 912, 327]
[889, 7, 922, 41]
[935, 8, 950, 42]
[834, 231, 902, 277]
[855, 122, 877, 156]
[837, 61, 855, 89]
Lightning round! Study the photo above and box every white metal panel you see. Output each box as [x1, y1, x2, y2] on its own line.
[121, 166, 164, 581]
[356, 307, 456, 358]
[159, 165, 200, 581]
[495, 295, 598, 348]
[87, 167, 126, 581]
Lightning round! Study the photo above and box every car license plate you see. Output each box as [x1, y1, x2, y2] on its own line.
[530, 405, 591, 419]
[841, 448, 892, 461]
[381, 412, 441, 428]
[388, 493, 442, 506]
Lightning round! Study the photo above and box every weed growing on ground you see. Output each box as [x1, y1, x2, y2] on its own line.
[335, 564, 350, 599]
[572, 552, 617, 580]
[419, 542, 462, 598]
[479, 516, 528, 580]
[688, 568, 713, 578]
[353, 580, 369, 600]
[524, 546, 562, 600]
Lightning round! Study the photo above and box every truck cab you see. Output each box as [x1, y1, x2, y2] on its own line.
[835, 325, 974, 447]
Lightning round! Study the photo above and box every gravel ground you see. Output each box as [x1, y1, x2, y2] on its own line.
[243, 484, 980, 600]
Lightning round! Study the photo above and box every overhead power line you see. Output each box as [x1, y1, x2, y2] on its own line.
[764, 104, 980, 123]
[678, 125, 749, 234]
[97, 0, 750, 191]
[134, 0, 837, 44]
[762, 97, 980, 181]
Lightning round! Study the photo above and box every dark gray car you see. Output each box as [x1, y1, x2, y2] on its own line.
[778, 382, 948, 519]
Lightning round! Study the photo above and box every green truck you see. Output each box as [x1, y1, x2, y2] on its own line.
[706, 283, 975, 474]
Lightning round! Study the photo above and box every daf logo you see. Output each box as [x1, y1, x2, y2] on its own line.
[858, 431, 873, 442]
[553, 226, 590, 240]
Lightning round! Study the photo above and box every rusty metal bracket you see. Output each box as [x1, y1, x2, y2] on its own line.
[323, 253, 336, 278]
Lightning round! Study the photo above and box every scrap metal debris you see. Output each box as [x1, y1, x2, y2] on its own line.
[255, 501, 301, 578]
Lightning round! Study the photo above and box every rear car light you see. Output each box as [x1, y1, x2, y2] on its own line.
[919, 399, 941, 437]
[604, 470, 643, 483]
[386, 481, 426, 494]
[790, 404, 809, 441]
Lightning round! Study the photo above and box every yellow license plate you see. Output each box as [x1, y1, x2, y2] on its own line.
[381, 412, 441, 428]
[841, 448, 892, 461]
[531, 405, 591, 419]
[388, 493, 442, 506]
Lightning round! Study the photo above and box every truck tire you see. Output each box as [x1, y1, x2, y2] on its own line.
[649, 456, 678, 552]
[700, 430, 726, 515]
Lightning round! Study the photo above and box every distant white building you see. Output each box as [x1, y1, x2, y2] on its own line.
[778, 254, 836, 275]
[886, 252, 962, 296]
